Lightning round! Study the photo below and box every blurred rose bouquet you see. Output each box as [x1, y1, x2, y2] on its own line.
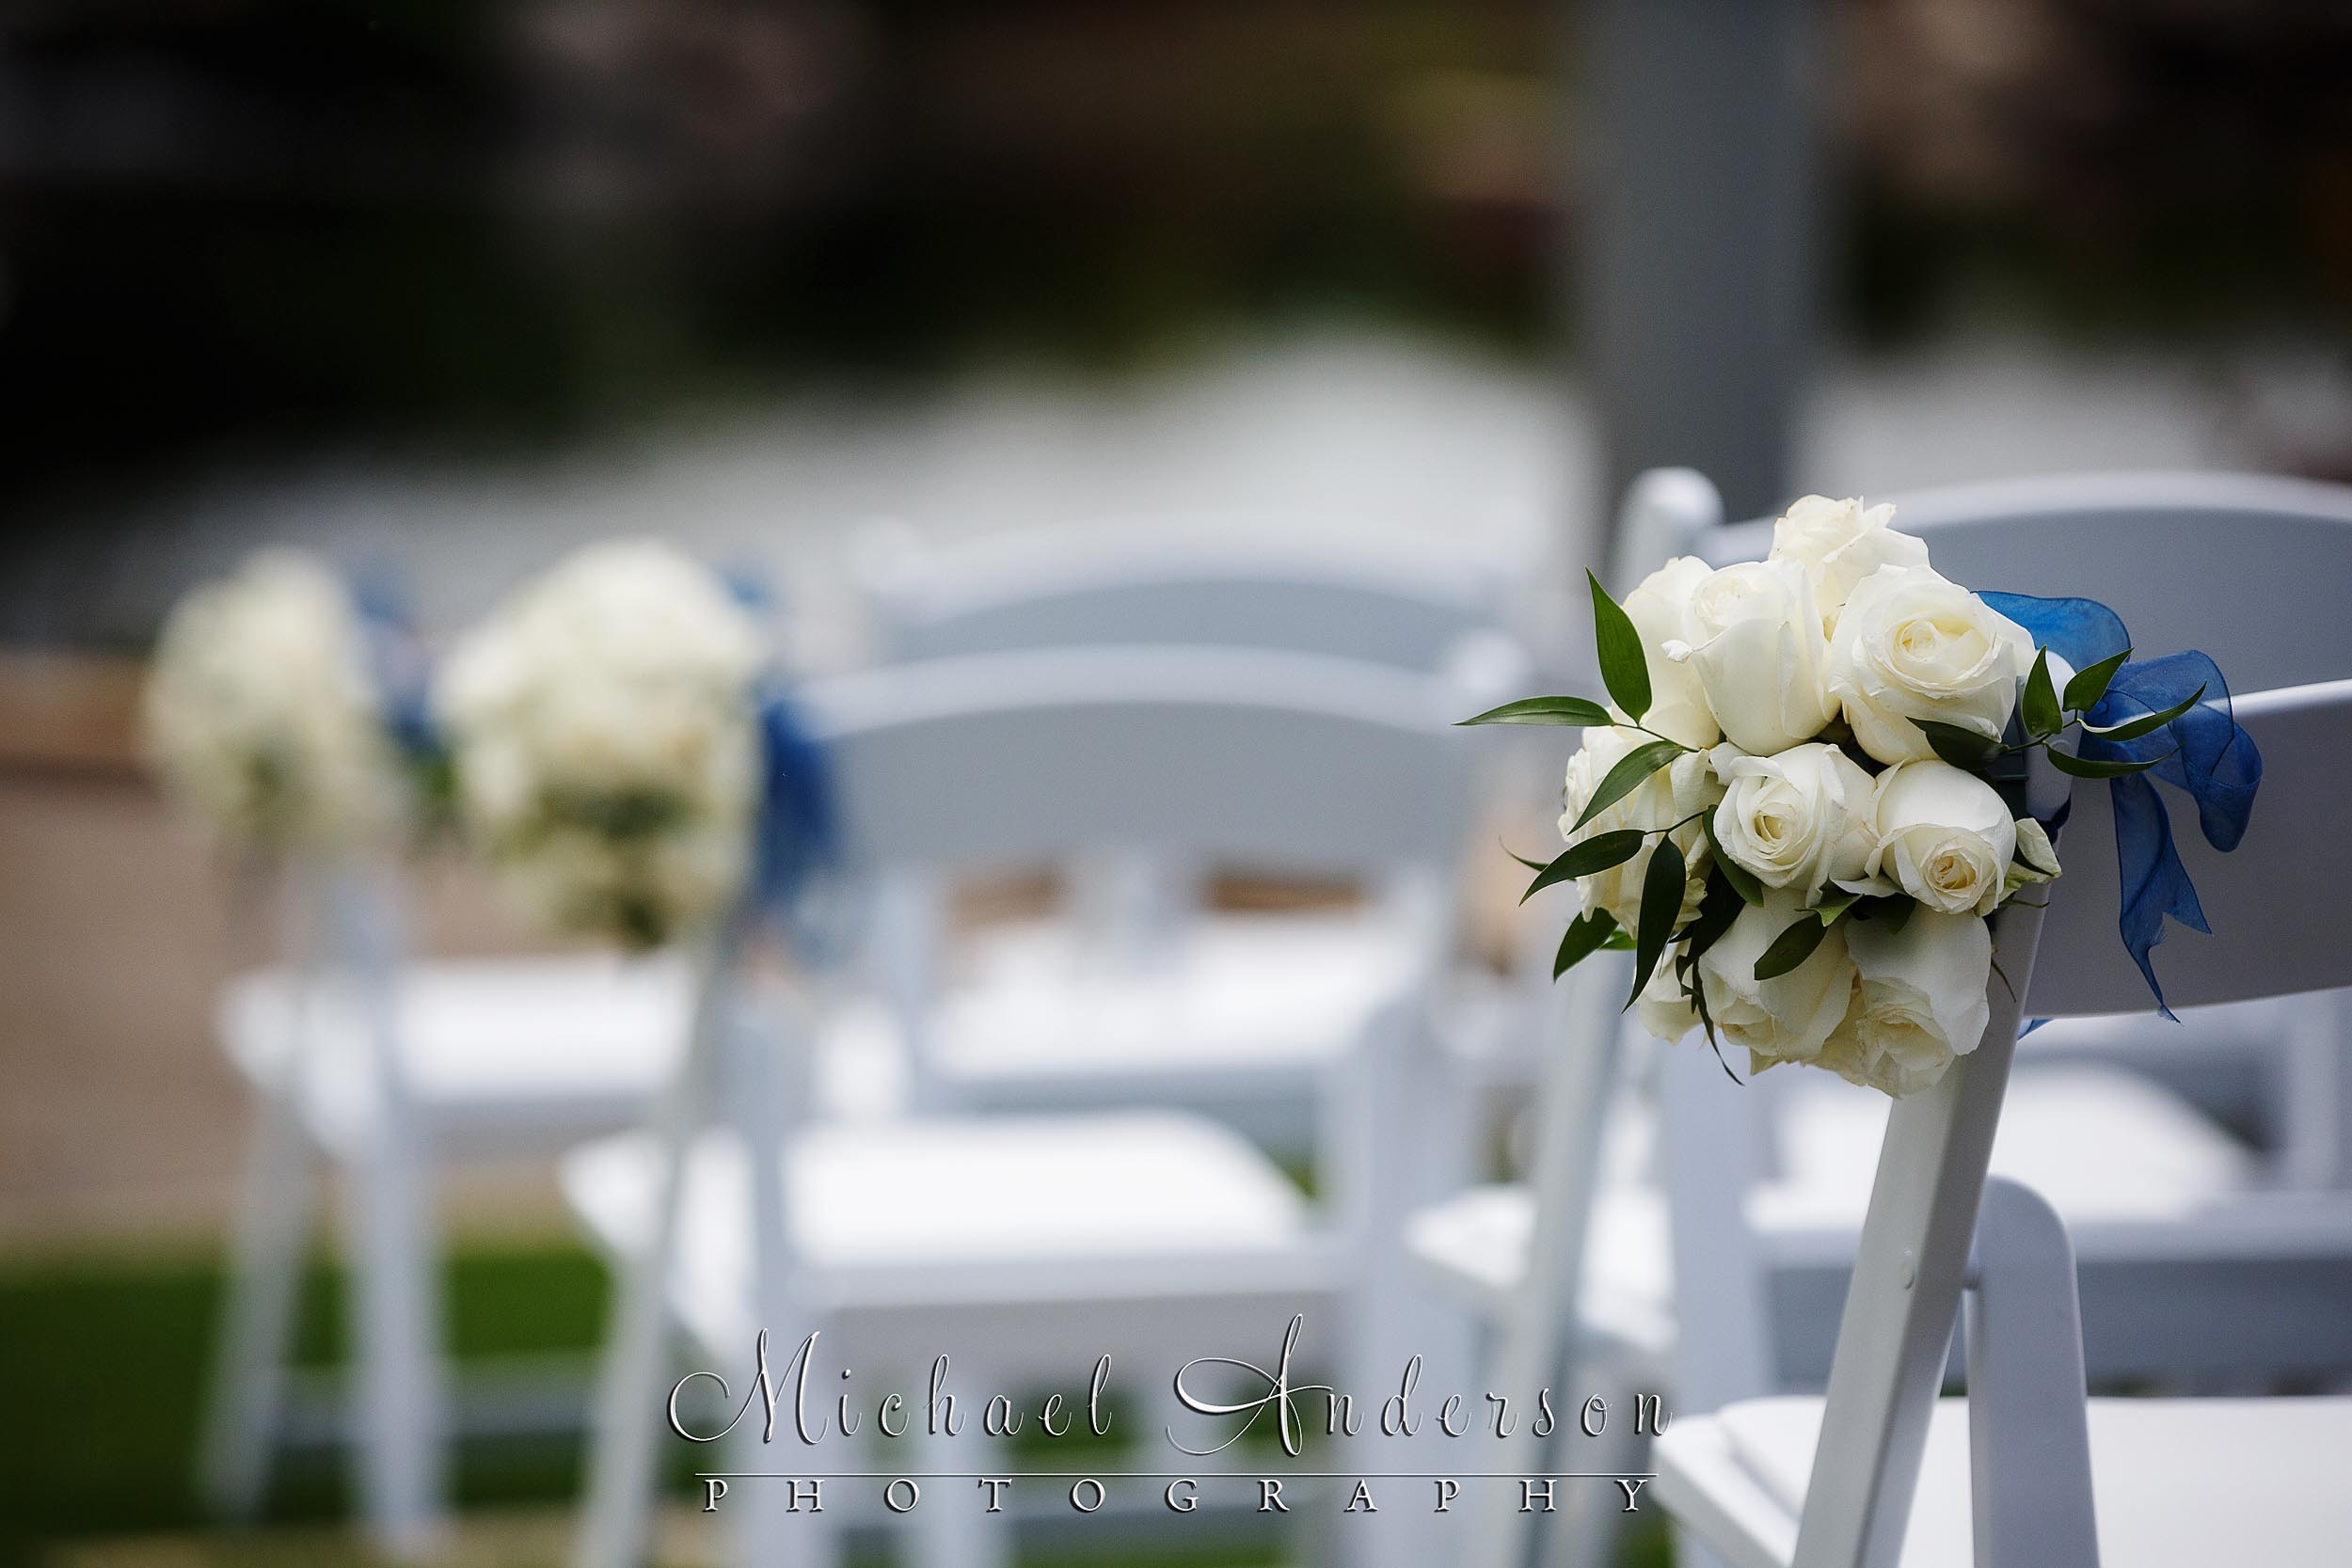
[143, 550, 411, 854]
[1459, 497, 2225, 1099]
[435, 540, 767, 950]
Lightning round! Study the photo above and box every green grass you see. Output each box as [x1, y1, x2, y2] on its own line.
[0, 1241, 1672, 1568]
[0, 1242, 608, 1566]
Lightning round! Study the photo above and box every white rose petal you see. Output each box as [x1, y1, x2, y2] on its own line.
[1707, 740, 1878, 903]
[1634, 962, 1703, 1043]
[1558, 727, 1722, 933]
[1683, 561, 1838, 755]
[1859, 760, 2018, 917]
[1827, 564, 2036, 764]
[1769, 496, 1930, 631]
[1621, 556, 1721, 749]
[2004, 815, 2062, 903]
[1822, 909, 1994, 1097]
[1697, 890, 1856, 1066]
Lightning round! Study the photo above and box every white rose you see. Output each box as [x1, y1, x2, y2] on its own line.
[1819, 909, 1994, 1097]
[1559, 727, 1722, 932]
[1677, 561, 1837, 756]
[1621, 556, 1721, 749]
[1697, 890, 1856, 1066]
[1635, 961, 1703, 1043]
[1769, 496, 1930, 631]
[1707, 741, 1878, 902]
[1859, 760, 2017, 916]
[1826, 564, 2036, 765]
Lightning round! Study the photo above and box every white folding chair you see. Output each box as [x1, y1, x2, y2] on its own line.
[567, 645, 1489, 1568]
[1654, 673, 2352, 1568]
[841, 515, 1543, 1153]
[200, 868, 701, 1556]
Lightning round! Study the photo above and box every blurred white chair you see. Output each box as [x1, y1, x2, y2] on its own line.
[851, 510, 1549, 672]
[199, 877, 701, 1557]
[1654, 674, 2352, 1568]
[846, 515, 1544, 1150]
[1408, 468, 2352, 1568]
[569, 645, 1490, 1568]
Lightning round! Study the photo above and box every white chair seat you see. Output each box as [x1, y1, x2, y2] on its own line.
[1654, 1393, 2352, 1568]
[219, 956, 907, 1155]
[1406, 1065, 2251, 1338]
[1756, 1064, 2256, 1235]
[564, 1110, 1334, 1356]
[1405, 1180, 1675, 1359]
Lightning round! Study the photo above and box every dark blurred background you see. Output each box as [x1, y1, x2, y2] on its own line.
[6, 0, 2352, 640]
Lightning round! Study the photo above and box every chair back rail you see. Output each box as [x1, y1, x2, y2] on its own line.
[859, 513, 1523, 673]
[1690, 471, 2352, 696]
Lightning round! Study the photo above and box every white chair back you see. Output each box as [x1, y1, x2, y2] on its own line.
[797, 644, 1489, 1110]
[809, 643, 1483, 875]
[855, 514, 1526, 673]
[1691, 471, 2352, 694]
[1792, 675, 2352, 1568]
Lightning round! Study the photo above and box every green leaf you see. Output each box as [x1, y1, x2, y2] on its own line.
[2022, 648, 2061, 739]
[1588, 569, 1652, 722]
[1569, 738, 1685, 832]
[1459, 695, 1614, 727]
[1914, 718, 2001, 770]
[1812, 890, 1860, 926]
[1679, 871, 1744, 964]
[1553, 911, 1619, 979]
[1701, 812, 1766, 905]
[2081, 685, 2206, 744]
[1626, 836, 1685, 1010]
[1598, 930, 1637, 951]
[1523, 830, 1646, 902]
[1504, 845, 1551, 872]
[2047, 746, 2175, 780]
[1753, 915, 1831, 981]
[1877, 897, 1916, 936]
[2062, 647, 2132, 713]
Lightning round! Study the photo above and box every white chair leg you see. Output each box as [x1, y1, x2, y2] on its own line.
[1963, 1178, 2100, 1568]
[723, 1398, 842, 1568]
[906, 1401, 1016, 1568]
[342, 1133, 448, 1559]
[200, 1085, 315, 1519]
[579, 947, 732, 1568]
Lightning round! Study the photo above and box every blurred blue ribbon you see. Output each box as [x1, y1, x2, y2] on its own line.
[1979, 592, 2264, 1018]
[755, 689, 841, 954]
[349, 573, 443, 765]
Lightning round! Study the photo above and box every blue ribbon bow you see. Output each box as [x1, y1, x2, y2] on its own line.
[755, 689, 841, 953]
[1978, 592, 2264, 1018]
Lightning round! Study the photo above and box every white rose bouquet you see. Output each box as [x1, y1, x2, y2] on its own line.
[435, 540, 769, 950]
[142, 550, 419, 855]
[1467, 496, 2223, 1099]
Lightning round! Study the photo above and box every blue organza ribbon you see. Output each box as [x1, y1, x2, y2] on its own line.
[349, 574, 443, 765]
[755, 689, 840, 953]
[724, 568, 843, 949]
[1979, 592, 2264, 1018]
